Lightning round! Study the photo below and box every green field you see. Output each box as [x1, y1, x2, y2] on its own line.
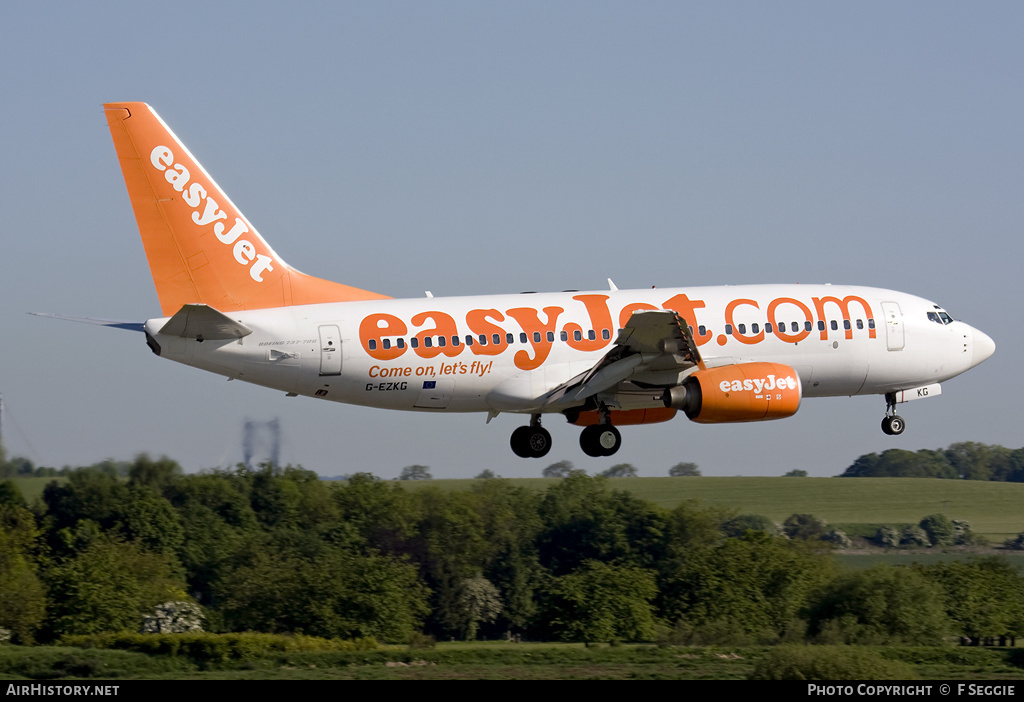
[2, 641, 1022, 680]
[402, 476, 1024, 543]
[13, 474, 1024, 542]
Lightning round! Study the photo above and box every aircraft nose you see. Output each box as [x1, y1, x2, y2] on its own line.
[972, 328, 996, 367]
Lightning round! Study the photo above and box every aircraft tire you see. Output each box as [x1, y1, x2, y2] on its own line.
[511, 425, 552, 458]
[888, 415, 906, 435]
[580, 424, 621, 457]
[881, 417, 893, 435]
[510, 426, 534, 457]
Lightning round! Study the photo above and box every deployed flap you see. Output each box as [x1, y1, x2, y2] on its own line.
[614, 309, 703, 368]
[542, 309, 703, 409]
[158, 304, 252, 340]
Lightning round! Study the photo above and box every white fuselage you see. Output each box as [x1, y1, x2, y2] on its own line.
[144, 283, 993, 416]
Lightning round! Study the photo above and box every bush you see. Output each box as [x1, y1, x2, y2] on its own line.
[58, 632, 378, 668]
[820, 529, 852, 549]
[783, 514, 828, 541]
[0, 645, 190, 679]
[920, 514, 955, 546]
[721, 514, 778, 538]
[901, 525, 929, 547]
[875, 526, 900, 548]
[1003, 531, 1024, 551]
[749, 645, 918, 680]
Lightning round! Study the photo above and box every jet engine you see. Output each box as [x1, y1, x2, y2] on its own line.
[663, 362, 802, 423]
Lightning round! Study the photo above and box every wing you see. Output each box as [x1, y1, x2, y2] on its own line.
[542, 309, 704, 410]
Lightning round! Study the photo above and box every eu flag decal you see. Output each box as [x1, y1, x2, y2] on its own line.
[422, 381, 436, 389]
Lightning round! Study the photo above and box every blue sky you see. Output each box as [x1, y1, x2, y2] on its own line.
[1, 2, 1020, 478]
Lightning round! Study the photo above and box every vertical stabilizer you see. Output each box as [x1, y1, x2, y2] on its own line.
[104, 103, 389, 315]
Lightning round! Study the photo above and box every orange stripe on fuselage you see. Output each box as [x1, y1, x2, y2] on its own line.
[357, 290, 879, 372]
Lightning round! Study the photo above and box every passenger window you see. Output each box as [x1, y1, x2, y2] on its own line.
[738, 324, 746, 334]
[603, 329, 611, 340]
[752, 323, 760, 334]
[868, 319, 875, 329]
[533, 332, 541, 343]
[520, 333, 528, 344]
[725, 324, 733, 335]
[493, 333, 501, 345]
[698, 325, 706, 336]
[382, 339, 391, 350]
[411, 337, 419, 349]
[547, 331, 555, 342]
[424, 337, 433, 348]
[818, 321, 826, 331]
[574, 330, 582, 341]
[560, 331, 568, 342]
[507, 333, 515, 344]
[765, 323, 772, 333]
[368, 339, 377, 350]
[397, 338, 405, 349]
[856, 319, 864, 330]
[588, 330, 596, 341]
[437, 336, 446, 347]
[465, 335, 473, 346]
[451, 335, 460, 347]
[830, 320, 838, 331]
[843, 320, 851, 331]
[804, 321, 812, 332]
[479, 334, 487, 345]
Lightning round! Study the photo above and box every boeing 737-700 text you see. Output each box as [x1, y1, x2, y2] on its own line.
[44, 103, 996, 458]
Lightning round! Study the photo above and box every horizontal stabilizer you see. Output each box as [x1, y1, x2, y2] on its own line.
[30, 312, 145, 332]
[159, 304, 252, 340]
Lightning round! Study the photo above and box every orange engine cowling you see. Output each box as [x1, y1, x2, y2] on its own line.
[663, 362, 802, 423]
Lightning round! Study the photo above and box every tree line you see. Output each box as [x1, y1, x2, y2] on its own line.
[841, 442, 1024, 480]
[2, 455, 1024, 648]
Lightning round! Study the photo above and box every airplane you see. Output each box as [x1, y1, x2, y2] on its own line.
[46, 102, 996, 458]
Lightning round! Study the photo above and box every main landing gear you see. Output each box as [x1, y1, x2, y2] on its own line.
[509, 408, 623, 458]
[881, 392, 906, 436]
[579, 423, 621, 457]
[510, 415, 552, 458]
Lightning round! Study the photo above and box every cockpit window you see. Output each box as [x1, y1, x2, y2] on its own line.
[928, 309, 954, 325]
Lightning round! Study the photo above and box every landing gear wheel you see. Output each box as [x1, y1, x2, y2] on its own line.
[579, 424, 621, 457]
[881, 415, 906, 436]
[880, 392, 905, 436]
[888, 415, 905, 435]
[510, 425, 552, 458]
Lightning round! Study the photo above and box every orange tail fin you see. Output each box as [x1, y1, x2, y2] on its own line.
[104, 103, 389, 316]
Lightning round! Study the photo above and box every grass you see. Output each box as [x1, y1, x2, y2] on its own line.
[2, 642, 1021, 680]
[404, 476, 1024, 543]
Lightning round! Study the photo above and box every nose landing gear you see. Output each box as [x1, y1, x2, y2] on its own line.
[881, 393, 906, 435]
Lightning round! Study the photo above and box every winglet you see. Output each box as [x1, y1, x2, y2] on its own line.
[104, 103, 390, 316]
